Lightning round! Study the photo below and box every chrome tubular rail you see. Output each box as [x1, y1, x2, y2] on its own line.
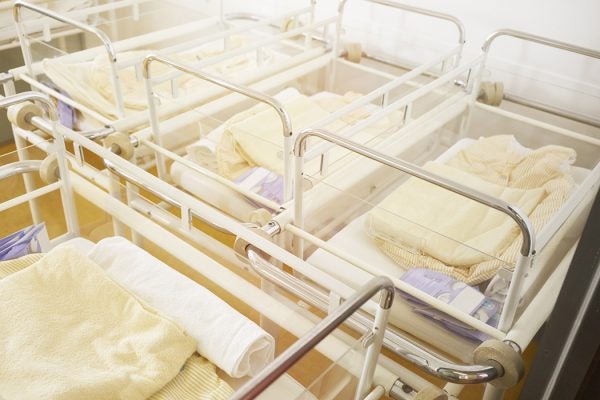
[482, 29, 600, 59]
[14, 0, 124, 116]
[142, 54, 292, 136]
[0, 160, 42, 180]
[13, 1, 118, 62]
[236, 237, 502, 385]
[143, 53, 294, 200]
[230, 275, 394, 400]
[339, 0, 466, 44]
[294, 128, 534, 257]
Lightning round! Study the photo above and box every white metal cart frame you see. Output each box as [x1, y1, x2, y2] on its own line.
[0, 91, 398, 400]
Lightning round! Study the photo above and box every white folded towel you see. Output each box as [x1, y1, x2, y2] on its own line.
[87, 237, 275, 378]
[186, 138, 220, 171]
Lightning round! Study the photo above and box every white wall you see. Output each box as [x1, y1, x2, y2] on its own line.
[324, 0, 600, 119]
[220, 0, 599, 118]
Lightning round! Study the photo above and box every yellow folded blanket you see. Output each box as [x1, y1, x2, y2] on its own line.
[368, 135, 576, 284]
[150, 354, 233, 400]
[368, 162, 546, 266]
[217, 91, 400, 179]
[0, 246, 196, 400]
[43, 36, 267, 119]
[0, 249, 234, 400]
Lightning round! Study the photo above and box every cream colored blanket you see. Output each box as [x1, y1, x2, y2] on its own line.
[0, 246, 197, 400]
[43, 36, 271, 119]
[217, 91, 400, 179]
[368, 135, 576, 284]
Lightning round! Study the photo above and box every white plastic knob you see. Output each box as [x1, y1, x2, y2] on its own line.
[39, 154, 59, 184]
[344, 42, 362, 63]
[7, 101, 44, 130]
[103, 132, 134, 159]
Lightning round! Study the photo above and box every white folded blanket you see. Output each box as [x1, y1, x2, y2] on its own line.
[88, 236, 275, 378]
[0, 246, 196, 400]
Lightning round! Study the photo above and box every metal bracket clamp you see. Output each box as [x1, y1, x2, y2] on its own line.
[233, 221, 282, 262]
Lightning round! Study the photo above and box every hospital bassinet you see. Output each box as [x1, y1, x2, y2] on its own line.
[138, 0, 466, 225]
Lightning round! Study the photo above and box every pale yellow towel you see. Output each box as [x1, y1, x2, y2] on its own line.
[369, 135, 576, 284]
[0, 246, 196, 400]
[150, 354, 234, 400]
[0, 251, 234, 400]
[367, 162, 546, 267]
[0, 253, 43, 279]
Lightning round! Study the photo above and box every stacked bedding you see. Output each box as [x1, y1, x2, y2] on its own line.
[0, 236, 277, 399]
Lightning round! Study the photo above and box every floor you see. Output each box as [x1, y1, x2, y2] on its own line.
[0, 141, 535, 399]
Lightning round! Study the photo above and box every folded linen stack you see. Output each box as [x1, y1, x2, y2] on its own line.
[0, 246, 199, 400]
[88, 236, 275, 378]
[0, 235, 277, 399]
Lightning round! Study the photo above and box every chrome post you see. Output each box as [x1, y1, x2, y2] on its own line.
[230, 276, 394, 400]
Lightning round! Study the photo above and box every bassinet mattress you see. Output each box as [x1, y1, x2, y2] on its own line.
[306, 138, 591, 359]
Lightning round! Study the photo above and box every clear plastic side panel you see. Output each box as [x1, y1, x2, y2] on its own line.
[142, 57, 469, 223]
[294, 99, 600, 360]
[266, 333, 367, 400]
[18, 0, 322, 126]
[20, 1, 216, 60]
[482, 38, 600, 130]
[341, 0, 462, 73]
